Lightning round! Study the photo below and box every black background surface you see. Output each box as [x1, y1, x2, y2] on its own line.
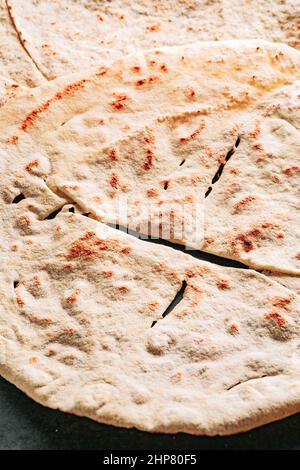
[1, 239, 299, 450]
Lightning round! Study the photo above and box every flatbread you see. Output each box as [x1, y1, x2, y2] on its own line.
[6, 0, 300, 80]
[2, 40, 298, 141]
[0, 0, 45, 86]
[1, 41, 299, 249]
[2, 206, 300, 436]
[202, 82, 300, 273]
[262, 272, 300, 296]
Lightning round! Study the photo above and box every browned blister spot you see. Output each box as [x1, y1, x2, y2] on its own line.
[109, 172, 120, 189]
[234, 195, 257, 212]
[265, 308, 287, 328]
[102, 270, 114, 278]
[8, 79, 90, 141]
[147, 301, 159, 311]
[65, 231, 132, 261]
[25, 159, 39, 172]
[135, 76, 159, 87]
[147, 187, 159, 197]
[110, 94, 131, 111]
[118, 286, 129, 294]
[109, 148, 118, 162]
[283, 166, 300, 176]
[146, 23, 161, 32]
[66, 293, 77, 304]
[271, 294, 295, 311]
[180, 120, 206, 142]
[229, 223, 282, 255]
[229, 323, 239, 334]
[132, 66, 141, 73]
[186, 265, 211, 278]
[217, 279, 231, 290]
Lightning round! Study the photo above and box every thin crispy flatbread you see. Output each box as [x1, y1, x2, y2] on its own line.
[2, 206, 300, 436]
[0, 0, 45, 86]
[202, 82, 300, 273]
[6, 0, 300, 79]
[1, 41, 299, 250]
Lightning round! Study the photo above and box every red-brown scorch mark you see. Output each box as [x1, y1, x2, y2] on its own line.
[102, 270, 114, 278]
[265, 308, 287, 328]
[271, 294, 295, 311]
[296, 253, 300, 260]
[66, 293, 77, 304]
[180, 120, 206, 142]
[230, 324, 239, 334]
[135, 76, 159, 87]
[229, 223, 282, 255]
[233, 195, 256, 212]
[65, 231, 132, 260]
[186, 265, 211, 278]
[217, 279, 231, 290]
[109, 148, 118, 162]
[160, 64, 168, 72]
[271, 175, 281, 183]
[8, 79, 90, 142]
[109, 172, 120, 189]
[132, 66, 141, 73]
[283, 166, 300, 176]
[147, 187, 159, 197]
[144, 148, 155, 171]
[25, 159, 39, 172]
[146, 23, 161, 32]
[147, 301, 159, 311]
[111, 94, 131, 111]
[64, 263, 73, 270]
[118, 286, 129, 293]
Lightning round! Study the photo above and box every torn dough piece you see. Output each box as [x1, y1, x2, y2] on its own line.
[1, 210, 300, 436]
[6, 0, 300, 79]
[203, 83, 300, 274]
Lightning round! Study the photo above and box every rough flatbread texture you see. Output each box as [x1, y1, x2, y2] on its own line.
[0, 75, 27, 108]
[202, 82, 300, 273]
[0, 0, 45, 86]
[262, 272, 300, 296]
[1, 41, 299, 250]
[2, 40, 298, 140]
[2, 205, 300, 436]
[6, 0, 300, 79]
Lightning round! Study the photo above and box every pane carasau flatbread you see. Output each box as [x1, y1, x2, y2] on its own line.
[2, 206, 300, 436]
[1, 41, 299, 250]
[262, 272, 300, 296]
[0, 0, 45, 86]
[202, 82, 300, 273]
[6, 0, 300, 79]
